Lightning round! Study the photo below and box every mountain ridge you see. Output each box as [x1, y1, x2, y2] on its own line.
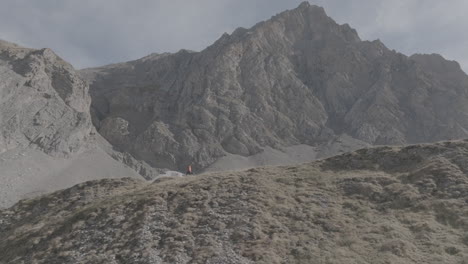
[0, 40, 92, 156]
[0, 40, 165, 208]
[2, 1, 468, 207]
[80, 2, 468, 172]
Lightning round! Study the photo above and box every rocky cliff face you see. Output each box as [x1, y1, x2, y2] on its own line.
[82, 2, 468, 171]
[0, 39, 92, 156]
[1, 140, 467, 263]
[0, 40, 163, 209]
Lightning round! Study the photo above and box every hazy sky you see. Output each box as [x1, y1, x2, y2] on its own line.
[1, 0, 467, 72]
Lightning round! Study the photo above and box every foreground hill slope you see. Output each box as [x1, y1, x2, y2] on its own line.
[1, 140, 467, 263]
[82, 2, 468, 172]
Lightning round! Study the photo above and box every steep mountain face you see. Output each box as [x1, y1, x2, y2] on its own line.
[0, 39, 92, 155]
[82, 2, 468, 171]
[0, 40, 162, 208]
[1, 140, 467, 263]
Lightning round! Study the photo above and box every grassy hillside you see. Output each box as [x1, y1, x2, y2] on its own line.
[1, 140, 468, 263]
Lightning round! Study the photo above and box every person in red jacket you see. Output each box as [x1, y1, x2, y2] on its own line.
[186, 164, 193, 175]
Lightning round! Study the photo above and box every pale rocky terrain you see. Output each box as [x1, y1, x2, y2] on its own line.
[81, 2, 468, 173]
[0, 39, 91, 156]
[0, 39, 163, 208]
[0, 144, 144, 209]
[1, 140, 467, 263]
[205, 134, 369, 172]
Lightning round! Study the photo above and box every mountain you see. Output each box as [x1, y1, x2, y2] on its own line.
[81, 2, 468, 172]
[1, 140, 467, 263]
[0, 40, 164, 208]
[0, 39, 91, 155]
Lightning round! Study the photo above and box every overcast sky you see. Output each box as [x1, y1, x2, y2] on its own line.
[1, 0, 467, 72]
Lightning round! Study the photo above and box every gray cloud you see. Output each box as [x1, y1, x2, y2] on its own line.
[1, 0, 467, 72]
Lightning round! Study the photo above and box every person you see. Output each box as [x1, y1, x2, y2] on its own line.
[186, 164, 193, 175]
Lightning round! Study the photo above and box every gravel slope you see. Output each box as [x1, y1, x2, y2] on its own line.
[0, 146, 143, 209]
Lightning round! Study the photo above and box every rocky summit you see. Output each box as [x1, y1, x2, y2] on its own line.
[82, 2, 468, 172]
[1, 140, 468, 263]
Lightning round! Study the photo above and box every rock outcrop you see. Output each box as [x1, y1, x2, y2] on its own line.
[82, 2, 468, 171]
[0, 39, 92, 156]
[0, 40, 160, 208]
[1, 140, 467, 263]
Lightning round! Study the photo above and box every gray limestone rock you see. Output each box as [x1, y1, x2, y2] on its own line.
[81, 2, 468, 171]
[0, 40, 92, 156]
[0, 40, 163, 208]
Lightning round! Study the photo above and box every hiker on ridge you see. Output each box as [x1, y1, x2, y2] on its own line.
[186, 164, 193, 175]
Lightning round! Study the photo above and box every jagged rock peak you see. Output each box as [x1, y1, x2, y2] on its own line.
[410, 53, 465, 74]
[290, 1, 327, 15]
[262, 1, 360, 42]
[298, 1, 311, 8]
[297, 1, 325, 13]
[212, 2, 360, 50]
[81, 1, 468, 172]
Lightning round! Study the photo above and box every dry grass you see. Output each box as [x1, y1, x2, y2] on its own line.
[1, 140, 468, 263]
